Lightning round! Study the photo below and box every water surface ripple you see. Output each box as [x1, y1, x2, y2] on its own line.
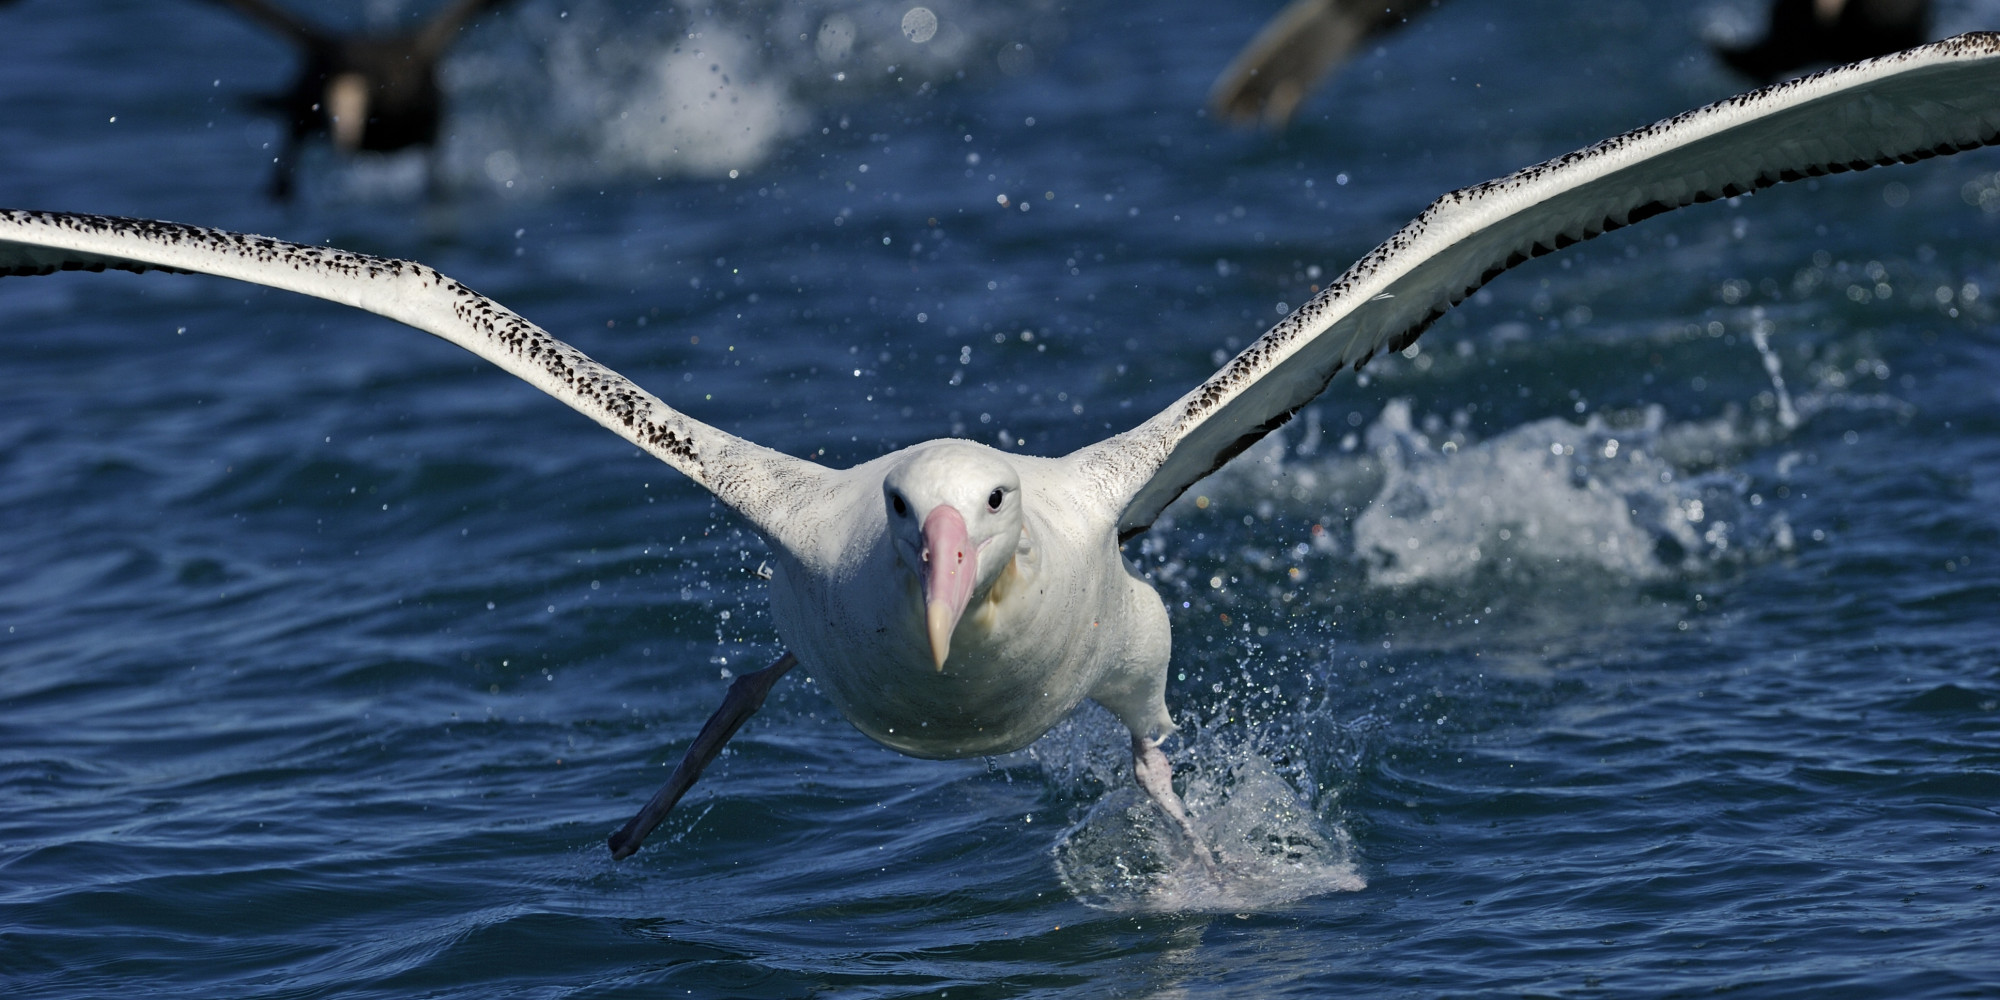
[3, 1, 1998, 996]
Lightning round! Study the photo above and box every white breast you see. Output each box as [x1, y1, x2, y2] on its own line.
[763, 452, 1162, 759]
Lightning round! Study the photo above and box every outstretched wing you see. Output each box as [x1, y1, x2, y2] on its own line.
[0, 209, 821, 535]
[1080, 32, 2000, 542]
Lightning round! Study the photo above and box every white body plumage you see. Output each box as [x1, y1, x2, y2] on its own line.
[764, 441, 1174, 760]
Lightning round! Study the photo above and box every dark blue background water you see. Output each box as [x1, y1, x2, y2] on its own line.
[4, 1, 1999, 995]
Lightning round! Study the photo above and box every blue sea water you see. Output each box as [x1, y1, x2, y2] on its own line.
[3, 0, 1999, 995]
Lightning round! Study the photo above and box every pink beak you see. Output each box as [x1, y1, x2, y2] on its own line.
[921, 504, 977, 670]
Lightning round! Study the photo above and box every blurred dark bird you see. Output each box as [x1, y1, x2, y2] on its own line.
[1210, 0, 1438, 128]
[1714, 0, 1931, 81]
[200, 0, 513, 199]
[1210, 0, 1933, 131]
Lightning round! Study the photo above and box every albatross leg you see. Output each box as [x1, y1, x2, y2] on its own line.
[607, 651, 798, 859]
[1131, 733, 1219, 873]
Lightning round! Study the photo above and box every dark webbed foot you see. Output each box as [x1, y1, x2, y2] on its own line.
[607, 651, 798, 859]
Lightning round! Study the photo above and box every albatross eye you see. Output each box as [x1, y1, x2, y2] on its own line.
[891, 493, 908, 517]
[987, 488, 1005, 511]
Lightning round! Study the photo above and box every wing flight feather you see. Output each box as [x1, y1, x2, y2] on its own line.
[1078, 32, 2000, 541]
[0, 209, 820, 534]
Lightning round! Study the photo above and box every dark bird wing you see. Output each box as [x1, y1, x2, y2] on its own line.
[1210, 0, 1433, 127]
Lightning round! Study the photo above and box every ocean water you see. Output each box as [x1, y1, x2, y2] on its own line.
[3, 0, 1999, 996]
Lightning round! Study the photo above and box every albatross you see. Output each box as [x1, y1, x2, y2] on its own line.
[5, 35, 2000, 864]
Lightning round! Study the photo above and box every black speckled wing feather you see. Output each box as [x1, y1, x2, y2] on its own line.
[1080, 32, 2000, 542]
[0, 209, 822, 533]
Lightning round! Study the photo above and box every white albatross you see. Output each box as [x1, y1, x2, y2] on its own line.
[6, 34, 2000, 864]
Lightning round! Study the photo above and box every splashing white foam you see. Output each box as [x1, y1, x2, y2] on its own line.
[1354, 400, 1719, 586]
[597, 25, 801, 176]
[437, 0, 1029, 190]
[1049, 741, 1364, 913]
[1163, 314, 1856, 593]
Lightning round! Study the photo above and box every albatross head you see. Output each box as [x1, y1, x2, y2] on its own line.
[881, 442, 1025, 671]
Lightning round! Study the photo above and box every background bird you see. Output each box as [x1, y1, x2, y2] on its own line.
[195, 0, 514, 198]
[1713, 0, 1932, 81]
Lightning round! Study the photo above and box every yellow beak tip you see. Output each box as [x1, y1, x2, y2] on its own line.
[926, 605, 956, 672]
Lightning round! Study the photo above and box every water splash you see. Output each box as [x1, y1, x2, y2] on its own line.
[438, 0, 1046, 190]
[596, 24, 802, 177]
[1161, 313, 1870, 593]
[1051, 757, 1365, 913]
[1352, 400, 1760, 586]
[1747, 314, 1799, 430]
[1035, 706, 1366, 913]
